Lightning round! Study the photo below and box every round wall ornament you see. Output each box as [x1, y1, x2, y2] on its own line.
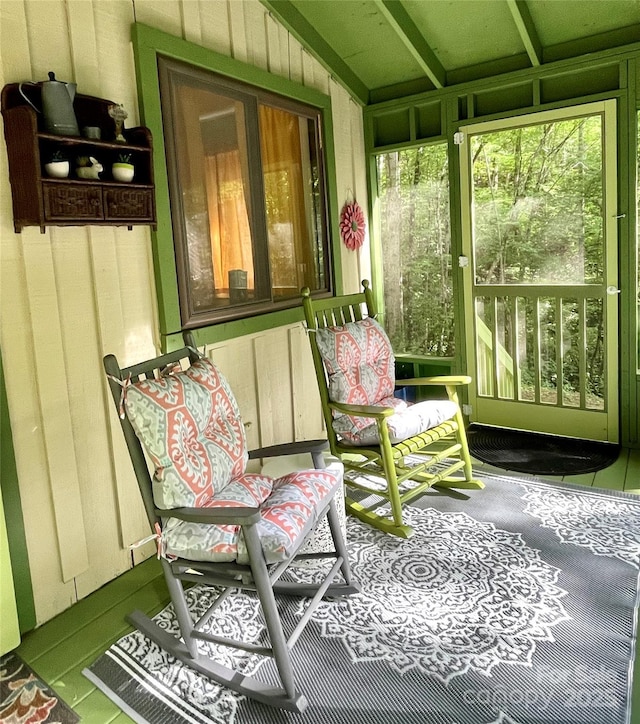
[340, 200, 366, 250]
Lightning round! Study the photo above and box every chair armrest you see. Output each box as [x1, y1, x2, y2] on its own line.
[155, 506, 261, 525]
[248, 439, 328, 460]
[328, 401, 395, 418]
[395, 353, 455, 364]
[396, 375, 472, 387]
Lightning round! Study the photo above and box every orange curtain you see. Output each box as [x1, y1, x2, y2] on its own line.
[258, 106, 313, 294]
[204, 151, 254, 291]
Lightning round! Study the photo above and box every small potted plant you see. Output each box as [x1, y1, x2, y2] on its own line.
[112, 153, 134, 182]
[44, 149, 69, 178]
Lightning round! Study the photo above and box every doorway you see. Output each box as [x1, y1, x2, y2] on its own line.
[459, 101, 619, 442]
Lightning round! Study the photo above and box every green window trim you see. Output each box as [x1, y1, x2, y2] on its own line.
[131, 23, 342, 346]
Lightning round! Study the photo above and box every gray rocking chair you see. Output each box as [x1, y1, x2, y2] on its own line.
[104, 333, 359, 712]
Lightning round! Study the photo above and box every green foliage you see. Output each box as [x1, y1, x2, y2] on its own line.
[469, 117, 606, 401]
[471, 117, 603, 286]
[48, 148, 65, 162]
[377, 144, 454, 356]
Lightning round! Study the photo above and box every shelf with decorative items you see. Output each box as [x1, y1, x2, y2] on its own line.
[1, 80, 156, 233]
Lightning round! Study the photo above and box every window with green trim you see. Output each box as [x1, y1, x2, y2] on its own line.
[158, 57, 331, 328]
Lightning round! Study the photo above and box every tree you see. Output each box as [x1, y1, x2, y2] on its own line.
[378, 144, 454, 356]
[377, 114, 607, 406]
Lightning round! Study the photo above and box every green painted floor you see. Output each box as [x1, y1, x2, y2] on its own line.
[14, 448, 640, 723]
[17, 558, 168, 723]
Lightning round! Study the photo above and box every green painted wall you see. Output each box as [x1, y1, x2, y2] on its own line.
[364, 44, 640, 448]
[0, 351, 36, 634]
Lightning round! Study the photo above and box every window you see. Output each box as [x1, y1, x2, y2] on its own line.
[159, 57, 331, 327]
[376, 143, 454, 356]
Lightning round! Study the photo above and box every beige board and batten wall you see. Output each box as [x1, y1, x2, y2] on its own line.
[0, 0, 370, 626]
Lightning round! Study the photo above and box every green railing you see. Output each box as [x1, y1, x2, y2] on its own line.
[473, 288, 606, 411]
[475, 313, 514, 399]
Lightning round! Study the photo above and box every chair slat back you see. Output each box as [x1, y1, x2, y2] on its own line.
[305, 291, 369, 328]
[301, 281, 377, 449]
[103, 343, 200, 528]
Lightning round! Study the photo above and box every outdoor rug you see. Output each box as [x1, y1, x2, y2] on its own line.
[0, 650, 80, 723]
[468, 424, 620, 476]
[84, 470, 640, 724]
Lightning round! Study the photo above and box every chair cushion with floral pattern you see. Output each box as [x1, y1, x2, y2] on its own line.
[315, 318, 459, 446]
[124, 357, 248, 509]
[161, 465, 342, 564]
[315, 317, 395, 433]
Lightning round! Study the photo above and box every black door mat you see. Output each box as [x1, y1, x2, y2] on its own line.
[467, 423, 620, 476]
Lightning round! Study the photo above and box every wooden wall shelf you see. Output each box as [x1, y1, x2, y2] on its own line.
[1, 83, 156, 233]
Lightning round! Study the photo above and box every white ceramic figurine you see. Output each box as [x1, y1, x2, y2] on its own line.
[76, 156, 103, 179]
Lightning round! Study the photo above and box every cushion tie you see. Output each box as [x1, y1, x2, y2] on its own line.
[108, 358, 195, 421]
[186, 345, 206, 359]
[107, 373, 132, 419]
[129, 522, 174, 560]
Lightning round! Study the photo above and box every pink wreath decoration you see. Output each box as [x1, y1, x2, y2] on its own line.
[340, 200, 366, 250]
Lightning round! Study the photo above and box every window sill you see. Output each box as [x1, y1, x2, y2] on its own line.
[164, 304, 309, 351]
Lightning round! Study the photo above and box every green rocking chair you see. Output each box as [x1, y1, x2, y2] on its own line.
[302, 280, 484, 539]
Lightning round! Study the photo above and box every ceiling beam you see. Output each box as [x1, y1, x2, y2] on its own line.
[260, 0, 369, 105]
[373, 0, 446, 89]
[506, 0, 543, 66]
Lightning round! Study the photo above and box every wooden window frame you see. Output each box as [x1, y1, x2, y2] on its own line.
[158, 57, 332, 328]
[132, 23, 342, 349]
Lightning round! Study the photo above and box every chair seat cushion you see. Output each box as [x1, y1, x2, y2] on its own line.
[161, 466, 342, 565]
[334, 397, 459, 446]
[123, 357, 247, 509]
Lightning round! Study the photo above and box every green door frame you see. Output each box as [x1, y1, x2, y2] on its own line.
[458, 100, 619, 442]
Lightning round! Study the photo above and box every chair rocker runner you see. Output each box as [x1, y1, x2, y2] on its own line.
[104, 333, 358, 712]
[302, 280, 484, 539]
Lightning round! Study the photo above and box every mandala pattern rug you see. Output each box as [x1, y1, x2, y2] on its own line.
[84, 471, 640, 724]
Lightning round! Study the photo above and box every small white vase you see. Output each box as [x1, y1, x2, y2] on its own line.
[112, 163, 134, 182]
[44, 160, 69, 178]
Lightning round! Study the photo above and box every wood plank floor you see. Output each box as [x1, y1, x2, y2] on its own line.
[14, 448, 640, 723]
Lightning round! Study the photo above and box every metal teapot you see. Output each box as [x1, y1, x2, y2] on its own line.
[19, 71, 79, 136]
